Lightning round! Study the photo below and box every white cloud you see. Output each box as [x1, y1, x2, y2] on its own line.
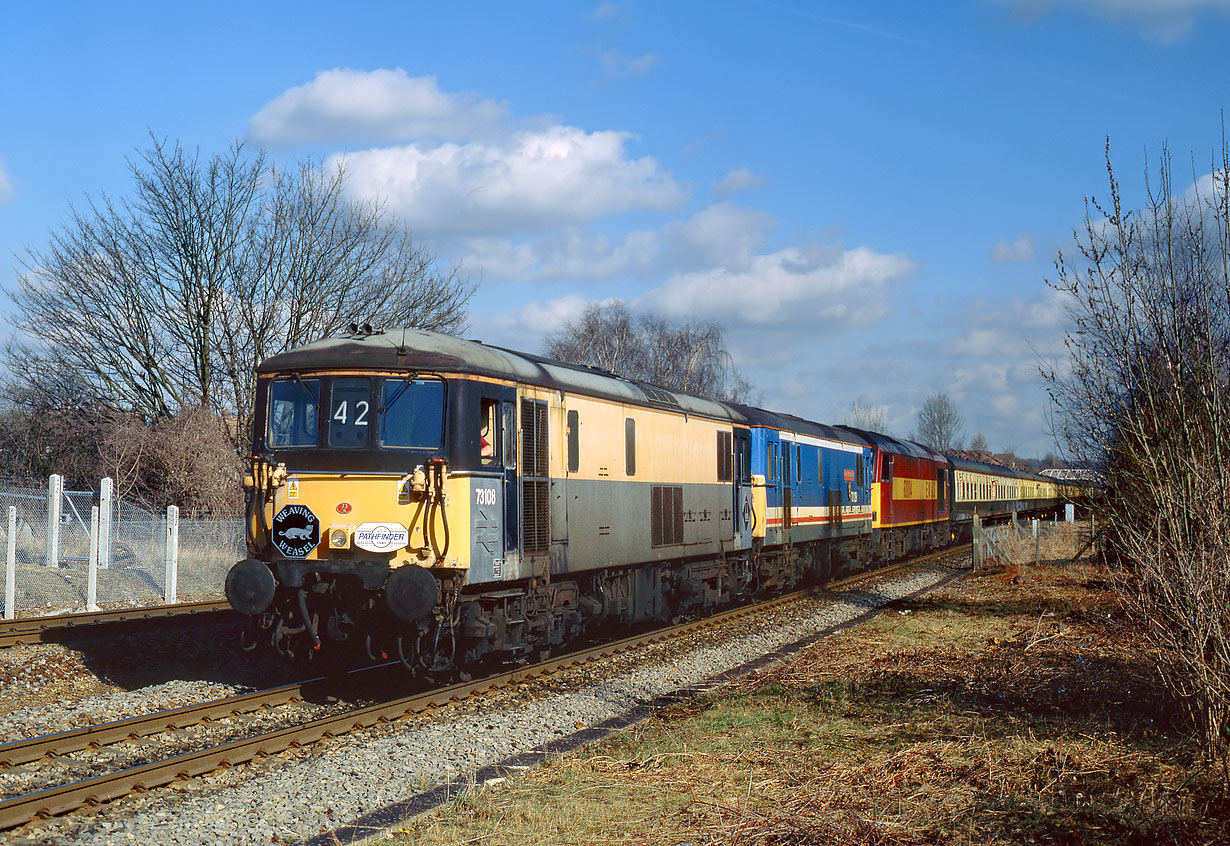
[714, 168, 767, 198]
[0, 159, 10, 204]
[590, 2, 624, 21]
[589, 49, 659, 77]
[993, 0, 1230, 41]
[989, 234, 1035, 262]
[1185, 168, 1229, 205]
[638, 244, 915, 327]
[952, 288, 1069, 357]
[459, 202, 775, 282]
[333, 125, 686, 237]
[250, 69, 508, 145]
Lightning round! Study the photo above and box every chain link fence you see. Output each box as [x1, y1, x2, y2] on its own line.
[0, 476, 244, 618]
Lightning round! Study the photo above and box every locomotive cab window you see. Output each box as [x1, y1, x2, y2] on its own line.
[378, 378, 445, 450]
[481, 399, 499, 465]
[269, 378, 321, 448]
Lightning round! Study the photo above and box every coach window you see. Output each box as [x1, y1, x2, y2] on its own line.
[567, 410, 579, 474]
[625, 417, 636, 476]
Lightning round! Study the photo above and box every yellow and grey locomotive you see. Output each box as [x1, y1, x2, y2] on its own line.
[227, 329, 781, 670]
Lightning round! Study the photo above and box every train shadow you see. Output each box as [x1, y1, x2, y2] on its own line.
[47, 615, 307, 693]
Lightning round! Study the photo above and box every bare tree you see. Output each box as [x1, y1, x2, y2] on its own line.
[544, 301, 643, 375]
[969, 432, 990, 452]
[545, 302, 753, 402]
[7, 135, 474, 448]
[844, 398, 888, 433]
[1045, 137, 1230, 780]
[914, 393, 965, 452]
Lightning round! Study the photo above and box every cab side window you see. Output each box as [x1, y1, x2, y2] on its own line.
[480, 398, 498, 465]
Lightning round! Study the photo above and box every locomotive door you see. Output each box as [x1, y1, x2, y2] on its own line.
[781, 437, 793, 545]
[550, 402, 568, 546]
[501, 400, 517, 563]
[733, 428, 752, 545]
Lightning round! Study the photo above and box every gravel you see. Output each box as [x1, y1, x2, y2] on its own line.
[8, 559, 966, 845]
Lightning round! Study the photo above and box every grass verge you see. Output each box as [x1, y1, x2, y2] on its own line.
[378, 547, 1229, 844]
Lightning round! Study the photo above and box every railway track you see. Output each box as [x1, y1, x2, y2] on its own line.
[0, 600, 234, 649]
[0, 549, 966, 831]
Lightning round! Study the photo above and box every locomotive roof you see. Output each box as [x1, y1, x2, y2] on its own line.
[834, 425, 946, 462]
[258, 328, 743, 422]
[728, 405, 871, 447]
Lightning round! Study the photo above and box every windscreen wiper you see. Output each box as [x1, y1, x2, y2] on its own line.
[379, 379, 412, 414]
[291, 372, 319, 405]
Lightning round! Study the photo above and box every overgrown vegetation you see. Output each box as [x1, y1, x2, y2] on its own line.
[1045, 137, 1230, 779]
[384, 545, 1230, 844]
[0, 399, 241, 514]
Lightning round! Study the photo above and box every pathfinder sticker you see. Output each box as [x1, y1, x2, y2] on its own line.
[354, 522, 410, 553]
[272, 504, 320, 558]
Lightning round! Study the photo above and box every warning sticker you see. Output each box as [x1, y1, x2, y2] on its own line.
[287, 479, 299, 500]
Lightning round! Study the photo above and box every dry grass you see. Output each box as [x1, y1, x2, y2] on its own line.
[383, 543, 1230, 845]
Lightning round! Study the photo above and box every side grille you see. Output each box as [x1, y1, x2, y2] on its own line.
[522, 480, 549, 554]
[520, 398, 550, 554]
[651, 485, 683, 546]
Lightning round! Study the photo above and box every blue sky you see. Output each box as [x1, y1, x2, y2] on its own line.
[3, 0, 1229, 458]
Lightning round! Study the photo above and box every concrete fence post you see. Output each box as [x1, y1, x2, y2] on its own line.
[971, 513, 982, 571]
[99, 477, 113, 570]
[46, 474, 62, 568]
[164, 505, 179, 604]
[4, 506, 14, 620]
[87, 504, 100, 611]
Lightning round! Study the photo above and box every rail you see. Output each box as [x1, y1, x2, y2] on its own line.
[0, 600, 233, 648]
[0, 549, 966, 830]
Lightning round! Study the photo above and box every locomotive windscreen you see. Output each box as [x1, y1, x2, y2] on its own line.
[265, 375, 445, 451]
[379, 378, 445, 449]
[269, 378, 321, 448]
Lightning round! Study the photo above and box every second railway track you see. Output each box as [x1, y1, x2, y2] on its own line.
[0, 550, 967, 833]
[0, 600, 234, 649]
